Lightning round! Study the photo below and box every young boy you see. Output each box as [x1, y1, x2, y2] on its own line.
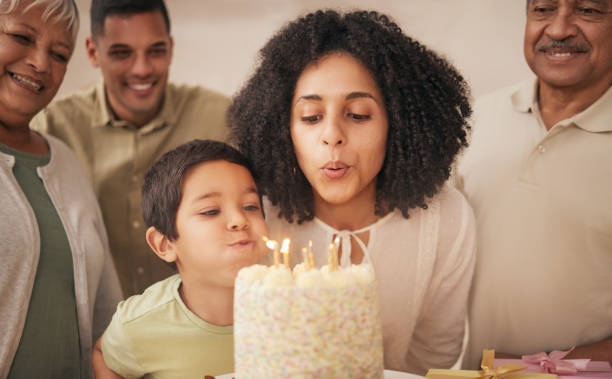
[92, 140, 269, 378]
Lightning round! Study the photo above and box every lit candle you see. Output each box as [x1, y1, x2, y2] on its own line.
[307, 240, 315, 269]
[280, 238, 291, 268]
[264, 237, 280, 267]
[333, 236, 340, 269]
[328, 236, 340, 272]
[327, 243, 336, 271]
[301, 247, 309, 267]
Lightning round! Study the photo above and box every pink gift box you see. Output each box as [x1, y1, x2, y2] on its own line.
[495, 358, 612, 378]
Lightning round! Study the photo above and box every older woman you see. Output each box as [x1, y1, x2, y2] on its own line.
[230, 10, 476, 375]
[0, 0, 121, 377]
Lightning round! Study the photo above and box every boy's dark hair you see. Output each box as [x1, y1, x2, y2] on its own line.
[142, 139, 256, 241]
[90, 0, 170, 38]
[229, 10, 472, 224]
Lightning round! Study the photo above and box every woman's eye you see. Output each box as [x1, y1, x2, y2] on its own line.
[10, 33, 31, 44]
[200, 209, 219, 216]
[301, 115, 322, 123]
[51, 52, 68, 63]
[244, 204, 260, 212]
[348, 113, 371, 121]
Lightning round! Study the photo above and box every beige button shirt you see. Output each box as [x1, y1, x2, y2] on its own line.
[32, 82, 230, 296]
[456, 81, 612, 368]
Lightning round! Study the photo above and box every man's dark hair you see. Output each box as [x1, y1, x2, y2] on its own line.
[229, 10, 472, 224]
[142, 139, 257, 240]
[90, 0, 170, 38]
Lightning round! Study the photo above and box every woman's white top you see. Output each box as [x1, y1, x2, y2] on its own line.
[265, 185, 476, 374]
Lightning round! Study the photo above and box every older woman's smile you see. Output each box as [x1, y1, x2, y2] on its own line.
[9, 72, 43, 92]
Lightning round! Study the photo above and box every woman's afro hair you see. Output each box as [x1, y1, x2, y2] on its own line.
[229, 9, 471, 224]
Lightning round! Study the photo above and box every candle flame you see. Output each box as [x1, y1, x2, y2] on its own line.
[280, 238, 290, 268]
[280, 238, 290, 254]
[266, 239, 277, 250]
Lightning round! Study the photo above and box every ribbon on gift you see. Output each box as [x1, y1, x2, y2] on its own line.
[480, 350, 530, 378]
[522, 347, 590, 375]
[426, 349, 533, 379]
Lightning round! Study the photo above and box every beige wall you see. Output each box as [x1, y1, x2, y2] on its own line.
[63, 0, 535, 100]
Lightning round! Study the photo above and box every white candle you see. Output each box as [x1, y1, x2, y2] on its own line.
[280, 238, 291, 268]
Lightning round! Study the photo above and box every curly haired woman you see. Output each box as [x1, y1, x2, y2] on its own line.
[229, 10, 476, 374]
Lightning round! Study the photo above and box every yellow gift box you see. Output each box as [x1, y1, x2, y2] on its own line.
[426, 349, 558, 379]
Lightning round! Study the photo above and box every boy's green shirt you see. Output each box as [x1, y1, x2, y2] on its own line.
[101, 274, 234, 378]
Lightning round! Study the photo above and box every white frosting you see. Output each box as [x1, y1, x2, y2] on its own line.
[292, 262, 309, 277]
[237, 264, 269, 283]
[322, 267, 356, 287]
[262, 265, 293, 287]
[295, 268, 325, 288]
[234, 262, 384, 378]
[347, 264, 375, 285]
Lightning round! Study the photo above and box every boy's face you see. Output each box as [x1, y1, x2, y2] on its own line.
[170, 160, 268, 289]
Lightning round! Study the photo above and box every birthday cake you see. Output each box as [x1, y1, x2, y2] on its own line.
[233, 240, 384, 378]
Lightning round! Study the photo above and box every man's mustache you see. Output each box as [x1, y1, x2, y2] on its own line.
[535, 39, 589, 53]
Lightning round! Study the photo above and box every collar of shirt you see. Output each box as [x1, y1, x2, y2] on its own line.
[511, 79, 612, 133]
[92, 81, 178, 135]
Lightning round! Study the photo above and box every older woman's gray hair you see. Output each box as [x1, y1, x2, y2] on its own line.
[0, 0, 79, 43]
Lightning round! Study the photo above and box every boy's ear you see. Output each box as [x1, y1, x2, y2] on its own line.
[146, 226, 178, 263]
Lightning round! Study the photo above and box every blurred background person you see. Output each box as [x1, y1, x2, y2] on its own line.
[32, 0, 230, 297]
[457, 0, 612, 368]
